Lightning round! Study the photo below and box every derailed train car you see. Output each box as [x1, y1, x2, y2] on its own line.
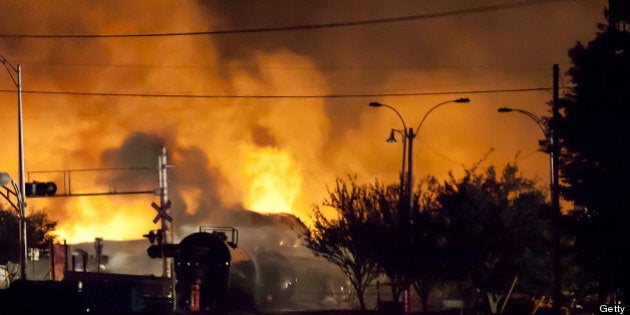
[255, 250, 296, 309]
[168, 226, 297, 313]
[173, 228, 257, 313]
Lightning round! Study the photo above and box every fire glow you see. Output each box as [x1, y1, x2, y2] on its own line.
[51, 197, 157, 243]
[240, 146, 302, 215]
[0, 1, 569, 244]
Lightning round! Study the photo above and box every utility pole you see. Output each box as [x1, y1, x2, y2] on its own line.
[16, 64, 27, 282]
[405, 127, 414, 223]
[551, 64, 562, 315]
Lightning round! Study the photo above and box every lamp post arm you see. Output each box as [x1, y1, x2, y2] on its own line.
[414, 99, 457, 136]
[0, 185, 20, 214]
[11, 181, 25, 216]
[0, 55, 19, 86]
[379, 103, 408, 133]
[512, 109, 547, 136]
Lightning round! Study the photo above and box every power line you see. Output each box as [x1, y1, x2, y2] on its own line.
[14, 59, 569, 71]
[0, 0, 565, 39]
[0, 87, 551, 99]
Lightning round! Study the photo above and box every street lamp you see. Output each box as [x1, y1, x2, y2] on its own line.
[0, 172, 27, 281]
[369, 97, 470, 222]
[497, 106, 561, 313]
[385, 128, 407, 197]
[1, 54, 27, 281]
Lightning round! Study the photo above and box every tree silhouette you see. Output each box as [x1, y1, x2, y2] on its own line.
[303, 175, 450, 310]
[434, 164, 550, 313]
[553, 19, 630, 296]
[0, 204, 57, 265]
[366, 176, 446, 310]
[303, 165, 549, 312]
[301, 175, 381, 310]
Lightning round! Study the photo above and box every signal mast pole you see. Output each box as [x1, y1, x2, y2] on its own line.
[157, 146, 177, 309]
[158, 146, 172, 278]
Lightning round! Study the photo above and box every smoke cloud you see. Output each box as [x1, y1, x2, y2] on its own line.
[0, 1, 606, 242]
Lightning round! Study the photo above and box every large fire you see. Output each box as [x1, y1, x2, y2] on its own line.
[0, 1, 576, 244]
[240, 146, 302, 214]
[52, 197, 156, 243]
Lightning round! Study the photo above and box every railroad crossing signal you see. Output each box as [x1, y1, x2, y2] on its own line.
[152, 200, 172, 223]
[143, 229, 164, 244]
[147, 244, 178, 258]
[144, 229, 178, 258]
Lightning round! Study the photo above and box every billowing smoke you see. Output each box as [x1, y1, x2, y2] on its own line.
[0, 1, 606, 243]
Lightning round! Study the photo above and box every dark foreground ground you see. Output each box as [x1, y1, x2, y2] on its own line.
[262, 311, 557, 315]
[0, 280, 564, 315]
[260, 311, 462, 315]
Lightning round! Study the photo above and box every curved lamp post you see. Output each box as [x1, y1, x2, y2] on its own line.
[1, 54, 27, 281]
[498, 106, 561, 313]
[369, 97, 470, 221]
[497, 107, 555, 208]
[0, 172, 27, 281]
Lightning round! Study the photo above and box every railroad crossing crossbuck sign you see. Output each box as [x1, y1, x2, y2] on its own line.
[152, 200, 173, 223]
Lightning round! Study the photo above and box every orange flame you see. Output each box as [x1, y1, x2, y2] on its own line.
[240, 145, 302, 214]
[51, 197, 157, 243]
